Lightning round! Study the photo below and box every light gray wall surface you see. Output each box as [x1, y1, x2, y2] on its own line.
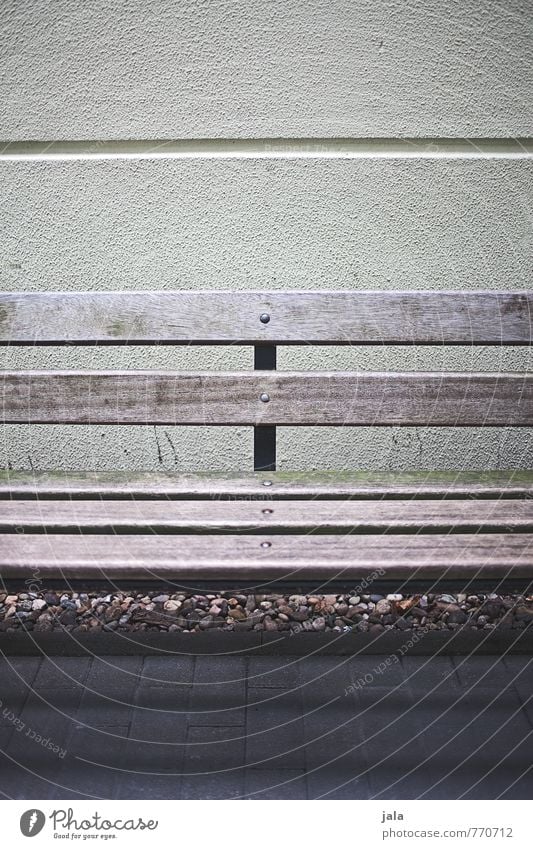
[1, 0, 532, 138]
[1, 0, 532, 473]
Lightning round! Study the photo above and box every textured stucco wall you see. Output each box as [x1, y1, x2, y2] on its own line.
[1, 0, 532, 138]
[1, 0, 532, 473]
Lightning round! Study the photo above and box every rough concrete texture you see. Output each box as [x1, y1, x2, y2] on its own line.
[1, 0, 532, 139]
[1, 159, 531, 292]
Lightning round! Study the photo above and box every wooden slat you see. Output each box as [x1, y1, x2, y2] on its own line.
[1, 471, 533, 501]
[0, 291, 531, 345]
[3, 499, 533, 532]
[2, 370, 533, 425]
[0, 533, 531, 579]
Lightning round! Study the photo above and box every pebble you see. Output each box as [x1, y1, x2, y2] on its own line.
[0, 588, 528, 636]
[228, 608, 246, 621]
[515, 605, 533, 622]
[164, 600, 182, 613]
[447, 609, 468, 625]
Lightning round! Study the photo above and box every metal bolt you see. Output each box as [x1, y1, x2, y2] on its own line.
[260, 392, 270, 403]
[262, 508, 273, 515]
[262, 480, 273, 487]
[259, 313, 270, 324]
[260, 541, 272, 549]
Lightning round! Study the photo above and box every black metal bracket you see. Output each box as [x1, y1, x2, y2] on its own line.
[254, 343, 276, 471]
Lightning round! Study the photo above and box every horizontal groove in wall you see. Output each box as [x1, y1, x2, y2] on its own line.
[0, 137, 533, 161]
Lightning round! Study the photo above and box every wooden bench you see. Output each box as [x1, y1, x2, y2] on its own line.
[1, 289, 533, 588]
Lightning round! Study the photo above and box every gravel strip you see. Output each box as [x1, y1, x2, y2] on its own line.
[0, 590, 532, 635]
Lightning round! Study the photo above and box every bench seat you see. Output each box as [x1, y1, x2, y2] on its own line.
[2, 469, 533, 499]
[1, 470, 533, 583]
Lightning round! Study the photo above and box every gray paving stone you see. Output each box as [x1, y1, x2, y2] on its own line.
[248, 656, 302, 688]
[187, 686, 245, 726]
[355, 687, 433, 799]
[414, 690, 531, 799]
[302, 686, 373, 799]
[4, 689, 80, 778]
[184, 725, 245, 772]
[84, 656, 142, 696]
[498, 765, 533, 800]
[51, 725, 129, 799]
[1, 653, 532, 800]
[246, 687, 306, 769]
[502, 656, 533, 722]
[140, 655, 195, 689]
[134, 685, 191, 715]
[180, 773, 244, 799]
[245, 768, 307, 799]
[124, 706, 188, 770]
[2, 686, 77, 798]
[0, 657, 41, 723]
[189, 657, 246, 726]
[402, 655, 460, 691]
[298, 656, 353, 692]
[76, 691, 134, 727]
[140, 656, 195, 688]
[180, 725, 245, 799]
[116, 771, 182, 799]
[194, 656, 247, 685]
[129, 692, 190, 744]
[453, 656, 509, 689]
[350, 654, 408, 688]
[0, 759, 62, 800]
[32, 657, 91, 690]
[307, 767, 371, 800]
[461, 761, 533, 800]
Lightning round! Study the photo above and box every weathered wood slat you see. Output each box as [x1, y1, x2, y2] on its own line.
[0, 291, 531, 345]
[3, 498, 533, 532]
[3, 371, 533, 425]
[1, 471, 533, 500]
[0, 533, 531, 579]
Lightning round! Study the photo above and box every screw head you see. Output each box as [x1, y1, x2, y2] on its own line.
[260, 392, 270, 403]
[262, 508, 273, 515]
[262, 480, 273, 487]
[259, 313, 270, 324]
[260, 541, 272, 549]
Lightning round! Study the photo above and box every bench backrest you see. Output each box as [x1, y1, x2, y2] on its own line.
[1, 290, 532, 471]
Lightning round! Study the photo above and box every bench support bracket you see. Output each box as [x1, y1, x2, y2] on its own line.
[254, 343, 277, 471]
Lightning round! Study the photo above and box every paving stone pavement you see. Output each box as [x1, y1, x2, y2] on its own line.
[0, 653, 531, 800]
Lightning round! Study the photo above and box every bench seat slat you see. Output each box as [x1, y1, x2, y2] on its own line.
[3, 498, 533, 532]
[1, 291, 532, 345]
[3, 370, 533, 425]
[1, 533, 532, 579]
[1, 470, 532, 500]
